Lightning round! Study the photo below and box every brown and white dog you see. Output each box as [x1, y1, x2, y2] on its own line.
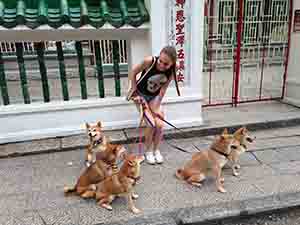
[64, 143, 126, 198]
[95, 154, 144, 214]
[227, 127, 255, 176]
[175, 129, 240, 193]
[85, 121, 110, 167]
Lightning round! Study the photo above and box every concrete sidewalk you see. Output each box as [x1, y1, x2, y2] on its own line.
[1, 100, 300, 158]
[2, 123, 300, 224]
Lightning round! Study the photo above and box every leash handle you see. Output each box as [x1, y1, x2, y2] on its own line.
[138, 104, 144, 156]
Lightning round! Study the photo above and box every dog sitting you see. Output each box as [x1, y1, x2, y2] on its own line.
[227, 127, 255, 176]
[175, 129, 240, 193]
[64, 141, 126, 198]
[85, 121, 112, 167]
[94, 153, 144, 214]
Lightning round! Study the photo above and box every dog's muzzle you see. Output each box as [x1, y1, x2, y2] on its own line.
[246, 137, 254, 143]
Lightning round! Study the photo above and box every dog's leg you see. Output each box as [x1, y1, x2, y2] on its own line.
[132, 192, 139, 200]
[98, 195, 113, 211]
[127, 192, 141, 214]
[85, 145, 93, 167]
[232, 163, 240, 176]
[231, 155, 241, 176]
[187, 173, 205, 187]
[92, 163, 105, 180]
[85, 153, 94, 167]
[230, 152, 241, 176]
[81, 190, 96, 199]
[212, 165, 226, 193]
[76, 186, 88, 195]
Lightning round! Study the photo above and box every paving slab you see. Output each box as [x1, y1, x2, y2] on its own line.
[2, 131, 300, 225]
[0, 138, 61, 157]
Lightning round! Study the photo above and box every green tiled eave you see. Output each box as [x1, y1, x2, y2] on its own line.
[0, 0, 149, 29]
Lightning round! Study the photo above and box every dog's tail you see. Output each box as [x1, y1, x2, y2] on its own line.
[63, 186, 77, 196]
[175, 168, 185, 180]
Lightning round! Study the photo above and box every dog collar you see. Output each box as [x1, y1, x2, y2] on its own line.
[241, 144, 247, 149]
[93, 137, 103, 147]
[127, 175, 141, 184]
[211, 147, 230, 158]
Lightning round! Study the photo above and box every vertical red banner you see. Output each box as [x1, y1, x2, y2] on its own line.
[175, 0, 186, 82]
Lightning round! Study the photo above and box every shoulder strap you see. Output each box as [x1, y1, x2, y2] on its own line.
[136, 56, 156, 85]
[173, 66, 181, 96]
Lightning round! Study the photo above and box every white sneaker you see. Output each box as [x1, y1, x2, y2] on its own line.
[144, 151, 155, 165]
[154, 150, 164, 164]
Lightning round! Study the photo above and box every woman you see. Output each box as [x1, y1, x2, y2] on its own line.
[128, 46, 180, 165]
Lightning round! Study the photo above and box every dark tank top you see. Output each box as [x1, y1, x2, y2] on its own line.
[136, 57, 172, 97]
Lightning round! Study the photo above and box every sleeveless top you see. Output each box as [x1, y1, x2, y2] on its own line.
[136, 57, 173, 97]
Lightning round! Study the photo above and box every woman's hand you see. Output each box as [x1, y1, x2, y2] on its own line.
[132, 95, 148, 109]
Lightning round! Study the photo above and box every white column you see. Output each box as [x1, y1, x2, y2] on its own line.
[127, 33, 151, 68]
[189, 0, 204, 96]
[146, 0, 169, 55]
[149, 0, 204, 127]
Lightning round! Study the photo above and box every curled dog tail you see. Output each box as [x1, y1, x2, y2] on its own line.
[175, 168, 185, 180]
[63, 186, 76, 196]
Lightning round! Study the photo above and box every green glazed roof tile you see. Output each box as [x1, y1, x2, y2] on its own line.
[0, 0, 149, 29]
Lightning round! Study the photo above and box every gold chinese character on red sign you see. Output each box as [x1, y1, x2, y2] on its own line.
[176, 10, 185, 23]
[176, 0, 186, 8]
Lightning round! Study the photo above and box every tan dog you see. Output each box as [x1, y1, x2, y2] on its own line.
[95, 154, 144, 214]
[175, 129, 240, 193]
[85, 121, 110, 167]
[228, 127, 255, 176]
[64, 144, 126, 198]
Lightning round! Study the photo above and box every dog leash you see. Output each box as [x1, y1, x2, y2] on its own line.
[130, 93, 202, 154]
[148, 108, 203, 153]
[140, 103, 201, 154]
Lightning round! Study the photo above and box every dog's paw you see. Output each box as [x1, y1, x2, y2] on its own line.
[234, 164, 241, 170]
[218, 186, 227, 193]
[101, 203, 113, 211]
[89, 184, 97, 191]
[131, 207, 142, 214]
[191, 182, 202, 187]
[132, 193, 139, 200]
[233, 171, 240, 177]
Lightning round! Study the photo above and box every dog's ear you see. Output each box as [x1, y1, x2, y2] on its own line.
[96, 121, 102, 128]
[219, 134, 226, 141]
[128, 159, 135, 167]
[85, 123, 90, 129]
[222, 128, 228, 135]
[241, 126, 247, 133]
[241, 127, 246, 134]
[234, 127, 245, 137]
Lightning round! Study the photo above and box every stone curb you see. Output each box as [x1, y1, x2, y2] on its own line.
[1, 117, 300, 158]
[96, 191, 300, 225]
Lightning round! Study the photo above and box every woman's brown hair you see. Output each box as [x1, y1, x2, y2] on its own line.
[160, 46, 180, 96]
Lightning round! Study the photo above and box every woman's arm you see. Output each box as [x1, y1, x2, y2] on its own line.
[129, 56, 153, 91]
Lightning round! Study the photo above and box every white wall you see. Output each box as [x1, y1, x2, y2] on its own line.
[0, 0, 205, 144]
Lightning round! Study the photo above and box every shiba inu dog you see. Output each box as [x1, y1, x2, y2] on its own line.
[64, 144, 126, 198]
[95, 154, 144, 214]
[228, 127, 255, 176]
[175, 129, 240, 193]
[85, 121, 109, 167]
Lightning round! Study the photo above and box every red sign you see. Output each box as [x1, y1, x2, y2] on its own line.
[175, 0, 186, 82]
[294, 10, 300, 32]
